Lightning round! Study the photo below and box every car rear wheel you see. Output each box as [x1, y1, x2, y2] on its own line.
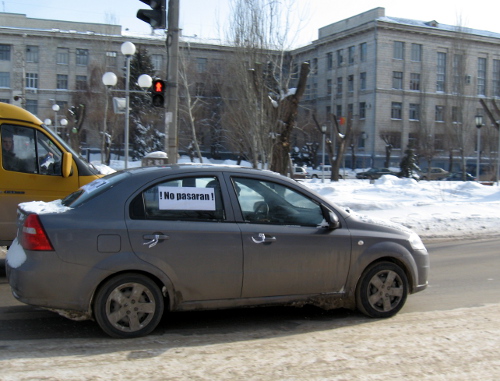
[356, 262, 408, 318]
[94, 273, 164, 338]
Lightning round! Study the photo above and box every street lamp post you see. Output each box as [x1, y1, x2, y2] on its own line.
[475, 115, 483, 181]
[102, 72, 118, 165]
[321, 125, 327, 183]
[52, 104, 60, 135]
[60, 118, 68, 140]
[121, 41, 136, 169]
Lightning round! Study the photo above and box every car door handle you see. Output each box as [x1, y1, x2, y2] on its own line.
[143, 234, 169, 248]
[251, 233, 276, 244]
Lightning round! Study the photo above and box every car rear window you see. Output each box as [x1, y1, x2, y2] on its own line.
[62, 171, 131, 207]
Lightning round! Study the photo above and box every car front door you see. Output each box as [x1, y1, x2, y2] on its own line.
[126, 175, 243, 302]
[0, 124, 80, 245]
[230, 176, 351, 298]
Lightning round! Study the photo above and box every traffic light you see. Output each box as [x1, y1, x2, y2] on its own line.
[151, 79, 165, 107]
[137, 0, 166, 29]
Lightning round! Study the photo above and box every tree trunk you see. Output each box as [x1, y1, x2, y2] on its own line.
[270, 62, 310, 175]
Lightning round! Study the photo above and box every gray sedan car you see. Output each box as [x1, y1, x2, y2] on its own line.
[7, 165, 429, 338]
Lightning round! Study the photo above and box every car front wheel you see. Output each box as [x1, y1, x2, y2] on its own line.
[94, 273, 165, 338]
[356, 262, 408, 318]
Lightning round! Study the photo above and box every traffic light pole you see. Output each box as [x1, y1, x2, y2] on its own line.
[165, 0, 179, 163]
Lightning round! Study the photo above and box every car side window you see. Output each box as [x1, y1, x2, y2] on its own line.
[1, 125, 37, 173]
[130, 176, 225, 222]
[232, 177, 324, 226]
[1, 124, 63, 175]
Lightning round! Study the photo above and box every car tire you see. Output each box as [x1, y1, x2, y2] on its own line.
[356, 261, 408, 318]
[94, 273, 165, 338]
[312, 174, 318, 179]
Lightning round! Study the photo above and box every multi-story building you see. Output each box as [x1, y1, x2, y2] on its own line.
[1, 8, 499, 172]
[295, 7, 500, 172]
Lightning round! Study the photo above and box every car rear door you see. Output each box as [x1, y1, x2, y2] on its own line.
[126, 174, 243, 302]
[229, 175, 351, 298]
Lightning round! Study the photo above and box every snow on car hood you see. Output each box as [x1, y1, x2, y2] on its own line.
[352, 210, 414, 236]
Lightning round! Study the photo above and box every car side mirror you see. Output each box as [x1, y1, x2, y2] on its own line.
[62, 152, 73, 178]
[322, 205, 340, 230]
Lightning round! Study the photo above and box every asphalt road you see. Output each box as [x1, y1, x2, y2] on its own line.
[0, 238, 499, 340]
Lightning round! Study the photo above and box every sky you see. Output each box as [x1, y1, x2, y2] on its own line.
[2, 0, 500, 47]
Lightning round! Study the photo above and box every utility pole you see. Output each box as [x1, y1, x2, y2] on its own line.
[165, 0, 180, 163]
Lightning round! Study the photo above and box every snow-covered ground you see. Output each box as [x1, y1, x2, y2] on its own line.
[94, 156, 500, 241]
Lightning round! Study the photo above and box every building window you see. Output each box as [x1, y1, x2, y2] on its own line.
[409, 103, 420, 121]
[493, 60, 500, 97]
[347, 75, 354, 93]
[437, 52, 447, 92]
[336, 77, 343, 95]
[452, 54, 463, 94]
[195, 82, 206, 97]
[76, 49, 89, 65]
[360, 72, 367, 90]
[336, 49, 343, 67]
[393, 41, 404, 60]
[0, 72, 10, 88]
[382, 131, 402, 149]
[410, 73, 420, 90]
[326, 52, 333, 70]
[408, 133, 419, 149]
[197, 57, 207, 73]
[391, 102, 402, 119]
[348, 103, 353, 119]
[152, 54, 163, 71]
[26, 99, 38, 115]
[348, 46, 355, 65]
[411, 44, 422, 62]
[452, 106, 462, 123]
[478, 57, 487, 96]
[311, 58, 318, 75]
[392, 71, 403, 89]
[359, 42, 367, 62]
[57, 48, 69, 65]
[25, 73, 38, 89]
[26, 46, 39, 63]
[336, 105, 342, 119]
[106, 51, 117, 67]
[76, 75, 87, 90]
[435, 105, 445, 122]
[359, 102, 366, 119]
[56, 74, 68, 90]
[434, 134, 444, 150]
[0, 44, 11, 61]
[326, 79, 332, 95]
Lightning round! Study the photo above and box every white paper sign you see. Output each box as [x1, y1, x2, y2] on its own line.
[158, 186, 216, 211]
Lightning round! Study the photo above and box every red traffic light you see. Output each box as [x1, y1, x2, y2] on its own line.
[151, 79, 165, 107]
[153, 79, 165, 94]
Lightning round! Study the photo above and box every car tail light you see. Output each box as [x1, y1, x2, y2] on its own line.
[20, 214, 54, 251]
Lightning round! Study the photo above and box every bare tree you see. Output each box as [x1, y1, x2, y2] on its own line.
[221, 0, 309, 173]
[178, 50, 204, 162]
[312, 113, 352, 181]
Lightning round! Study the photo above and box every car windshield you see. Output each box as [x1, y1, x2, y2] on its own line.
[62, 171, 131, 207]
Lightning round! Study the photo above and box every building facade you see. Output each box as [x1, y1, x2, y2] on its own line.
[294, 8, 500, 172]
